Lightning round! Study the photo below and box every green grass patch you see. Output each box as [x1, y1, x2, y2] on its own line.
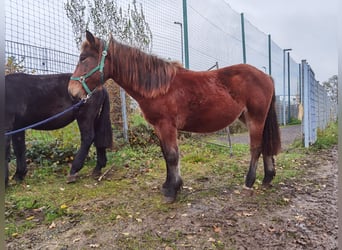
[312, 121, 338, 150]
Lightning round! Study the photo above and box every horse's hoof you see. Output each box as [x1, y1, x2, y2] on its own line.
[262, 182, 273, 189]
[163, 196, 176, 203]
[92, 169, 102, 179]
[241, 185, 254, 196]
[13, 175, 24, 182]
[66, 174, 78, 183]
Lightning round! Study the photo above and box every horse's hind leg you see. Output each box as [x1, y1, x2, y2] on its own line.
[262, 155, 276, 187]
[5, 136, 11, 187]
[92, 147, 107, 178]
[155, 122, 183, 203]
[12, 131, 28, 182]
[245, 146, 262, 188]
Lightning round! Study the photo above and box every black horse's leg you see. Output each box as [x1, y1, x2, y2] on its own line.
[262, 155, 276, 187]
[155, 122, 183, 202]
[92, 147, 107, 178]
[245, 146, 262, 188]
[67, 124, 94, 183]
[5, 135, 11, 187]
[12, 131, 28, 182]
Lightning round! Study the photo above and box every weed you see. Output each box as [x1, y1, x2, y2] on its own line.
[312, 122, 338, 150]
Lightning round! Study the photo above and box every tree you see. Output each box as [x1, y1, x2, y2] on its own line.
[322, 75, 338, 103]
[5, 56, 36, 75]
[64, 0, 152, 52]
[64, 0, 153, 141]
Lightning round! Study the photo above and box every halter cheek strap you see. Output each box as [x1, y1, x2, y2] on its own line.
[70, 41, 109, 97]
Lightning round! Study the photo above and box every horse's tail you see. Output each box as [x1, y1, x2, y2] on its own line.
[262, 89, 281, 156]
[94, 88, 113, 149]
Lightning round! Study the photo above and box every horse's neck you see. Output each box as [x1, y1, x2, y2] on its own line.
[114, 80, 144, 103]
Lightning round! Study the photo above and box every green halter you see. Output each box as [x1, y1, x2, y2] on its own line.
[70, 40, 109, 97]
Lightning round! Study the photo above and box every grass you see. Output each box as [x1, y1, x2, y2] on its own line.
[312, 122, 338, 150]
[5, 121, 338, 241]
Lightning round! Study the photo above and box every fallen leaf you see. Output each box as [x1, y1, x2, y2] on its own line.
[136, 218, 142, 223]
[208, 237, 216, 242]
[283, 197, 290, 203]
[26, 216, 35, 221]
[49, 222, 56, 229]
[213, 225, 221, 233]
[295, 214, 306, 222]
[73, 238, 81, 243]
[60, 204, 68, 209]
[90, 243, 100, 248]
[243, 212, 253, 217]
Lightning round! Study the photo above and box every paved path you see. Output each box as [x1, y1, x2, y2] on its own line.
[228, 124, 302, 148]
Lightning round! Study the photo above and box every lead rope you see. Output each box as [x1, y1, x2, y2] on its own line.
[5, 97, 88, 136]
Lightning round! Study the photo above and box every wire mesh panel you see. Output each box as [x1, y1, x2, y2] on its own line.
[5, 0, 79, 73]
[244, 19, 268, 72]
[129, 0, 183, 61]
[187, 0, 242, 70]
[5, 0, 336, 135]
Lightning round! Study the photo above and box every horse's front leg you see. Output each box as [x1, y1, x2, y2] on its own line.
[67, 123, 94, 183]
[155, 121, 183, 203]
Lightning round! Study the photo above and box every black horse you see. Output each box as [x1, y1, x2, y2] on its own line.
[5, 73, 113, 186]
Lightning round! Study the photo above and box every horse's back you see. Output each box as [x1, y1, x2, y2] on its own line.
[5, 73, 76, 130]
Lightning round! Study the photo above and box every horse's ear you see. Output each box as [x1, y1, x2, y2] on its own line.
[86, 30, 96, 47]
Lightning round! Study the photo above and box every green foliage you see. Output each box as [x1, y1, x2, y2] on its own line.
[322, 75, 338, 103]
[129, 112, 148, 127]
[312, 122, 338, 150]
[25, 121, 95, 166]
[6, 56, 26, 75]
[287, 117, 301, 125]
[128, 122, 159, 148]
[5, 123, 337, 242]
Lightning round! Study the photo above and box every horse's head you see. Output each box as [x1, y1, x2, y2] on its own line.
[69, 31, 111, 100]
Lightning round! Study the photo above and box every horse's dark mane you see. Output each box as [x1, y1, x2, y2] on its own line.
[108, 37, 182, 98]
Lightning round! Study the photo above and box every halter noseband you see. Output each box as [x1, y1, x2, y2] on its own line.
[70, 40, 109, 97]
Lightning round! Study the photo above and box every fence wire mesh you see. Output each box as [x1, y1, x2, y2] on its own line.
[5, 0, 336, 145]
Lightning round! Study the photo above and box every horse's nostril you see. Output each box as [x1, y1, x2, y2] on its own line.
[69, 92, 79, 102]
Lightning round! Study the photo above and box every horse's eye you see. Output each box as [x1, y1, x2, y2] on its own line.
[79, 55, 87, 62]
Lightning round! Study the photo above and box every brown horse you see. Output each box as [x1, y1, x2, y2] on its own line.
[69, 31, 281, 202]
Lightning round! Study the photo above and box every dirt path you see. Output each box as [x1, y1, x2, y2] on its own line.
[6, 125, 338, 249]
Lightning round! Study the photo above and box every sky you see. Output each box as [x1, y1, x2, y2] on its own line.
[226, 0, 338, 82]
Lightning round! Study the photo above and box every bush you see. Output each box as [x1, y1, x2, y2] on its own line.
[128, 123, 159, 148]
[25, 121, 94, 165]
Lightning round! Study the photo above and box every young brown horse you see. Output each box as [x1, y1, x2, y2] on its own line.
[69, 31, 281, 202]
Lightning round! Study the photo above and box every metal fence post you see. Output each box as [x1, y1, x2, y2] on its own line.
[120, 88, 128, 142]
[287, 51, 291, 122]
[182, 0, 189, 69]
[241, 13, 246, 64]
[268, 34, 272, 75]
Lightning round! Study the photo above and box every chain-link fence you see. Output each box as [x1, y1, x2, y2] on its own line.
[5, 0, 336, 144]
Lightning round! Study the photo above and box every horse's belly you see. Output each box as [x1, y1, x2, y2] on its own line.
[180, 107, 243, 133]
